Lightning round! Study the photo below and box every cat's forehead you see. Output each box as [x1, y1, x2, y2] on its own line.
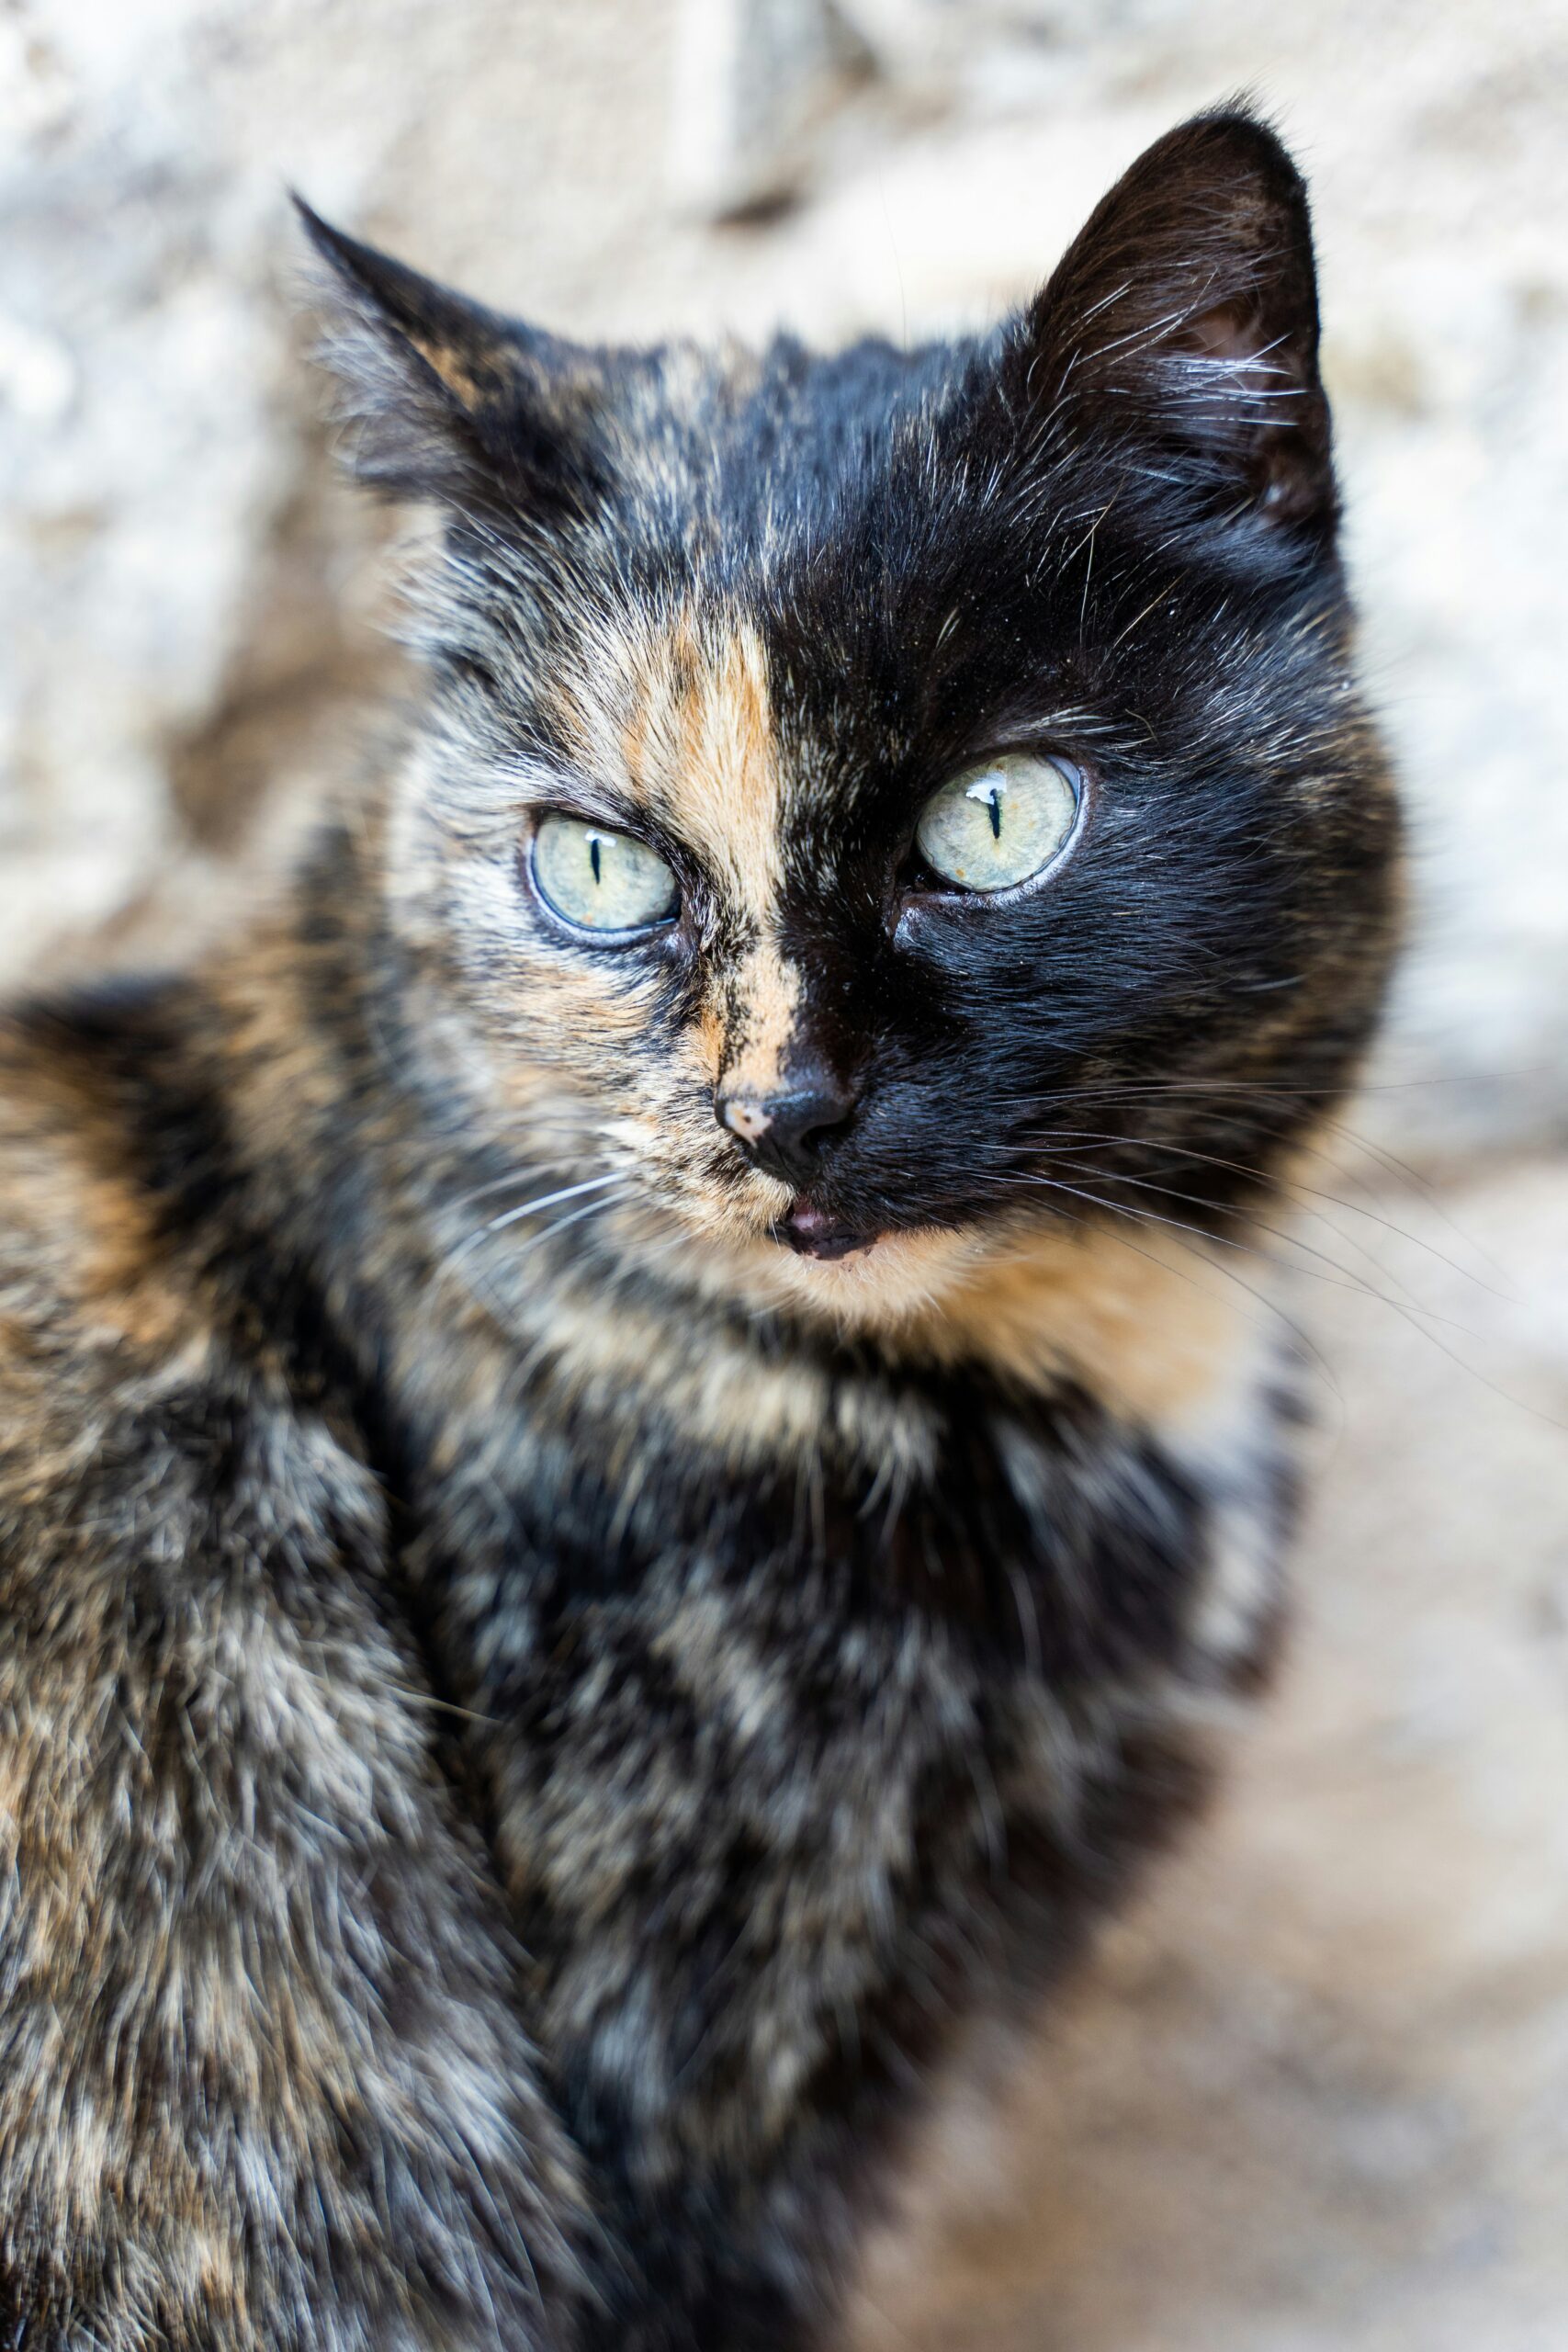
[548, 605, 789, 922]
[531, 338, 984, 897]
[618, 331, 948, 503]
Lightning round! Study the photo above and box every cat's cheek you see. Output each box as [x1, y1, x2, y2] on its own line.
[594, 1040, 791, 1241]
[441, 956, 674, 1151]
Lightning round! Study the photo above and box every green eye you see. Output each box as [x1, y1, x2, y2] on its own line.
[532, 814, 679, 934]
[914, 753, 1081, 893]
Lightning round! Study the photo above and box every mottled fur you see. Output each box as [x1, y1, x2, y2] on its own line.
[0, 110, 1397, 2350]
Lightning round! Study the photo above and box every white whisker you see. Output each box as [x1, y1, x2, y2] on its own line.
[483, 1171, 624, 1235]
[438, 1171, 627, 1279]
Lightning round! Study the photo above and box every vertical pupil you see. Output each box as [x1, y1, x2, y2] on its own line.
[986, 785, 1002, 840]
[589, 834, 603, 885]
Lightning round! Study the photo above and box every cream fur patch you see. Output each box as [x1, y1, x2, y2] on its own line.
[719, 938, 804, 1100]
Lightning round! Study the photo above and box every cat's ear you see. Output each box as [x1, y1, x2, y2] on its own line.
[294, 198, 604, 522]
[1012, 107, 1333, 536]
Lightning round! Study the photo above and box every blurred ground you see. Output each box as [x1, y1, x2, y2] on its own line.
[2, 4, 1565, 2346]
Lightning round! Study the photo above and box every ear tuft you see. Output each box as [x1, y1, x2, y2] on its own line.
[293, 196, 604, 521]
[1016, 107, 1335, 537]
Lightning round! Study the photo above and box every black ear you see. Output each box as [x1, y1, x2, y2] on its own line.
[294, 198, 605, 521]
[1013, 107, 1333, 537]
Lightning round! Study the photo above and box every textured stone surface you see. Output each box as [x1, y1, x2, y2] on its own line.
[2, 4, 1566, 2344]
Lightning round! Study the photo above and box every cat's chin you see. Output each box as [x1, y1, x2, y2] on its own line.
[674, 1217, 994, 1335]
[772, 1201, 871, 1261]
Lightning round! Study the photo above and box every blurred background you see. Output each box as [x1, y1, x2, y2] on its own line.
[2, 2, 1565, 2345]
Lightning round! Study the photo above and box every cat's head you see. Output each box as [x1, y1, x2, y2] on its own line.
[304, 107, 1398, 1333]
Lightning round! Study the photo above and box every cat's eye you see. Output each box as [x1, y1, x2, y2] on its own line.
[531, 814, 679, 935]
[914, 752, 1081, 893]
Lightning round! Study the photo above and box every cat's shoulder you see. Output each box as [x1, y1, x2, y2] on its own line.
[0, 977, 232, 1471]
[0, 968, 397, 1652]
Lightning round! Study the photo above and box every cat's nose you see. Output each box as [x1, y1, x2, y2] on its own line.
[716, 1071, 859, 1187]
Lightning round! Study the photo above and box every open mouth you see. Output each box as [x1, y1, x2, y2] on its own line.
[773, 1199, 875, 1261]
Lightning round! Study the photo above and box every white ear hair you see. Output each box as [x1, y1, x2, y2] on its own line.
[1013, 106, 1334, 536]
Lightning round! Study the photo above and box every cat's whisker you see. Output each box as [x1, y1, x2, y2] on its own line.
[984, 1126, 1516, 1303]
[445, 1157, 586, 1214]
[999, 1070, 1524, 1283]
[1009, 1180, 1349, 1409]
[1040, 1148, 1451, 1317]
[1014, 1064, 1565, 1102]
[1005, 1159, 1492, 1336]
[438, 1174, 629, 1279]
[998, 1166, 1563, 1430]
[482, 1171, 625, 1236]
[488, 1185, 634, 1266]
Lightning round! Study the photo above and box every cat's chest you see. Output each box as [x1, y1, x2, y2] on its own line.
[389, 1295, 1292, 2156]
[405, 1293, 1291, 1763]
[401, 1215, 1294, 1695]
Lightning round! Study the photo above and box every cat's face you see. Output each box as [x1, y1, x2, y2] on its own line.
[308, 109, 1398, 1328]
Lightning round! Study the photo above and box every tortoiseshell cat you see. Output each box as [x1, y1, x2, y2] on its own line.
[0, 108, 1397, 2351]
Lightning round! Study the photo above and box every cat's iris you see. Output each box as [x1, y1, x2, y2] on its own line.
[532, 815, 679, 934]
[915, 753, 1080, 893]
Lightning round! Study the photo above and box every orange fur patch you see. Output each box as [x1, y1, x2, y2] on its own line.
[719, 937, 804, 1098]
[592, 613, 806, 1094]
[408, 334, 485, 410]
[659, 618, 783, 923]
[569, 610, 785, 931]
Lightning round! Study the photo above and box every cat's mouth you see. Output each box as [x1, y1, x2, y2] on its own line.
[773, 1198, 877, 1261]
